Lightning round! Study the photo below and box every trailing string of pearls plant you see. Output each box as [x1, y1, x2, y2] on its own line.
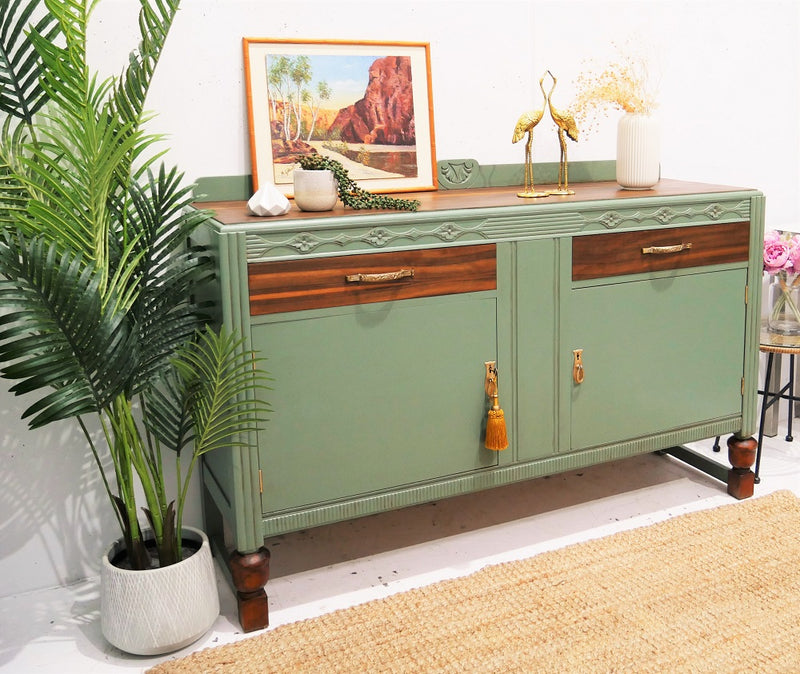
[297, 153, 421, 212]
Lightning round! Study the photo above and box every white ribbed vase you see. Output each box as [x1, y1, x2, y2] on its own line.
[616, 113, 661, 190]
[100, 527, 219, 655]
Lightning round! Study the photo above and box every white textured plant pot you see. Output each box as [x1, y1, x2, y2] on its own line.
[293, 168, 338, 211]
[616, 113, 661, 190]
[100, 527, 219, 656]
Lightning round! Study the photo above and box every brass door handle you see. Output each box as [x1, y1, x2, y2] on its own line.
[573, 349, 585, 385]
[641, 243, 692, 255]
[345, 269, 414, 283]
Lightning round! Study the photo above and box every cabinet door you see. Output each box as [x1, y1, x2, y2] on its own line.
[251, 295, 499, 515]
[567, 268, 746, 450]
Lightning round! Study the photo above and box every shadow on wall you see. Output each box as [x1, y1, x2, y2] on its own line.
[0, 381, 118, 593]
[0, 382, 120, 665]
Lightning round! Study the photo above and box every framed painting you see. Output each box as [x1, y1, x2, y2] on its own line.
[243, 38, 437, 195]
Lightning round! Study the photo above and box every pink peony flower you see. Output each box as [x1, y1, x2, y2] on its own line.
[789, 236, 800, 271]
[764, 239, 791, 274]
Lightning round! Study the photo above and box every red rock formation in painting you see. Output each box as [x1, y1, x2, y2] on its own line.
[329, 56, 416, 146]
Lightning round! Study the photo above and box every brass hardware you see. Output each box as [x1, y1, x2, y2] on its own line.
[745, 284, 749, 305]
[512, 73, 550, 199]
[741, 378, 745, 396]
[641, 243, 693, 255]
[485, 361, 499, 399]
[258, 469, 263, 494]
[345, 269, 414, 283]
[572, 349, 585, 384]
[484, 361, 508, 451]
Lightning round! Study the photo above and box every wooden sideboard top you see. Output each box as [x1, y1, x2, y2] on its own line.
[197, 178, 757, 226]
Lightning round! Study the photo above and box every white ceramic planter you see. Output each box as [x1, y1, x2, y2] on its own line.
[616, 113, 661, 190]
[293, 168, 338, 211]
[100, 526, 219, 656]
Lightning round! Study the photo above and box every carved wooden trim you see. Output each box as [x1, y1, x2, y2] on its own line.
[200, 181, 754, 262]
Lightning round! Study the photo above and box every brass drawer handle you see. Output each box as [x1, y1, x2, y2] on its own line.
[641, 243, 692, 255]
[345, 269, 414, 283]
[573, 349, 585, 385]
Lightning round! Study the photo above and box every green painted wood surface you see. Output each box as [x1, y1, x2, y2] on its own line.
[741, 194, 766, 436]
[514, 239, 558, 461]
[250, 294, 499, 515]
[567, 268, 747, 450]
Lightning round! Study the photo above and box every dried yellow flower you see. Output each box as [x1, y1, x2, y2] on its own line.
[572, 45, 658, 135]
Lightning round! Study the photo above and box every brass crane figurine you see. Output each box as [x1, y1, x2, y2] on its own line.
[543, 70, 579, 195]
[512, 73, 549, 198]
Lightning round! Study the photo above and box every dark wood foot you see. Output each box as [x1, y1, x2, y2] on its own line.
[726, 435, 757, 500]
[229, 547, 270, 632]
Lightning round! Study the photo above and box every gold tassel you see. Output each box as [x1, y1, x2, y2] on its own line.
[484, 361, 509, 451]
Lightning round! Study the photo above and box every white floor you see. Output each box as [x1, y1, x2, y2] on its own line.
[2, 432, 799, 673]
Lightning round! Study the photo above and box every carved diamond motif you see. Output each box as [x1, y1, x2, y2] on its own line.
[705, 203, 724, 220]
[291, 234, 319, 253]
[439, 223, 459, 241]
[653, 207, 677, 224]
[598, 212, 623, 229]
[365, 227, 391, 246]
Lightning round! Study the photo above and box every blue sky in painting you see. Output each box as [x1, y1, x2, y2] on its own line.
[266, 53, 382, 109]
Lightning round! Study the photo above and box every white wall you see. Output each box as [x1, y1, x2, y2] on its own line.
[2, 0, 798, 597]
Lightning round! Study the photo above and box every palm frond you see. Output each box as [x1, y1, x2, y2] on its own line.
[0, 230, 135, 427]
[29, 1, 96, 119]
[16, 106, 144, 261]
[162, 328, 271, 457]
[112, 0, 180, 126]
[0, 116, 32, 227]
[0, 0, 60, 123]
[142, 365, 193, 454]
[124, 166, 215, 387]
[106, 0, 180, 202]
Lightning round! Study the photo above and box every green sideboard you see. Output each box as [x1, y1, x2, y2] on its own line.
[194, 164, 765, 631]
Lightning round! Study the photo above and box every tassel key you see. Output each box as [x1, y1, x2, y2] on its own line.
[484, 361, 509, 451]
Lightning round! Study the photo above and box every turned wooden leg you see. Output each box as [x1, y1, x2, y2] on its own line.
[229, 547, 270, 632]
[726, 435, 758, 500]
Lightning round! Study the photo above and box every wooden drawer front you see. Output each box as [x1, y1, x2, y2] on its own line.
[572, 221, 750, 281]
[249, 244, 496, 315]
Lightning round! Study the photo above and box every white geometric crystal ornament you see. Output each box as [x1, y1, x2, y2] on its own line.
[247, 182, 291, 216]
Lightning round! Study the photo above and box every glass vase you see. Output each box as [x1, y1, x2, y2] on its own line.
[767, 273, 800, 335]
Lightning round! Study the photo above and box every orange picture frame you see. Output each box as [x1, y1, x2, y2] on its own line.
[243, 38, 437, 195]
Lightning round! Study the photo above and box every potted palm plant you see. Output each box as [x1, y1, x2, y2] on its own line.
[0, 0, 269, 655]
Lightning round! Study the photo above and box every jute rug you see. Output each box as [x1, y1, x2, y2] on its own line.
[149, 490, 800, 673]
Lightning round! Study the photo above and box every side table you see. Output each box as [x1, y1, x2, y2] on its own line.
[713, 324, 800, 482]
[753, 325, 800, 482]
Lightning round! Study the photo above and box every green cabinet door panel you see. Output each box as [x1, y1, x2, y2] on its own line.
[568, 268, 746, 451]
[250, 295, 500, 515]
